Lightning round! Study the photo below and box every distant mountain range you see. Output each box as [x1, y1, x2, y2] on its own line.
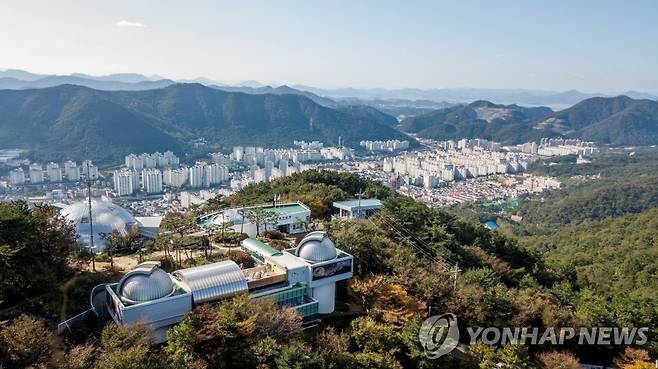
[0, 84, 414, 164]
[0, 71, 175, 91]
[4, 68, 657, 110]
[292, 85, 658, 109]
[2, 68, 658, 155]
[400, 96, 658, 145]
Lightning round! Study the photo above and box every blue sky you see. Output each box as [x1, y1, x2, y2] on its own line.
[1, 0, 657, 92]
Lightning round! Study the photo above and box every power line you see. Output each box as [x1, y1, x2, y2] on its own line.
[367, 217, 438, 264]
[377, 212, 461, 267]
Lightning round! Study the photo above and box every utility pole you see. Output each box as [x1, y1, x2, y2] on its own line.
[356, 189, 364, 219]
[452, 262, 462, 289]
[86, 160, 96, 272]
[240, 203, 245, 235]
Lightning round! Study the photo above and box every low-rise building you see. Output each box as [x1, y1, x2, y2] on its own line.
[332, 198, 382, 219]
[199, 202, 312, 237]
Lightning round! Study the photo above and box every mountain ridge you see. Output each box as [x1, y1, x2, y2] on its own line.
[0, 83, 414, 163]
[401, 96, 658, 145]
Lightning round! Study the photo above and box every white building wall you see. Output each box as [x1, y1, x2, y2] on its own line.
[9, 168, 25, 185]
[29, 164, 44, 183]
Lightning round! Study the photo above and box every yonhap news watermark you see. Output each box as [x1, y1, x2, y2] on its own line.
[419, 313, 650, 359]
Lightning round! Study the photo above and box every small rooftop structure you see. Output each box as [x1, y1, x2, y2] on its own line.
[332, 198, 382, 219]
[135, 216, 164, 239]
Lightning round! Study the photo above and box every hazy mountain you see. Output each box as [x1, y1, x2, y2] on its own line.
[400, 101, 553, 143]
[179, 77, 225, 86]
[336, 97, 454, 119]
[236, 80, 265, 88]
[0, 84, 414, 163]
[0, 68, 47, 81]
[292, 85, 658, 108]
[0, 75, 175, 91]
[70, 72, 154, 83]
[402, 96, 658, 145]
[211, 84, 335, 106]
[0, 77, 29, 89]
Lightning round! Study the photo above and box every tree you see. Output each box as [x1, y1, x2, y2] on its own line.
[241, 207, 269, 236]
[246, 298, 302, 342]
[615, 348, 655, 369]
[536, 351, 581, 369]
[99, 229, 141, 269]
[314, 327, 350, 356]
[160, 211, 199, 267]
[59, 343, 96, 369]
[497, 344, 530, 368]
[467, 342, 530, 369]
[275, 341, 325, 369]
[0, 314, 55, 368]
[205, 194, 227, 212]
[467, 342, 498, 369]
[0, 201, 75, 308]
[212, 211, 235, 245]
[166, 297, 256, 368]
[95, 322, 156, 369]
[262, 211, 280, 235]
[350, 317, 401, 356]
[250, 337, 281, 369]
[349, 276, 426, 326]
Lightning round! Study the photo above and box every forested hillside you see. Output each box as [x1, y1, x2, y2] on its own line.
[515, 148, 658, 232]
[400, 96, 658, 145]
[1, 170, 656, 368]
[522, 208, 658, 303]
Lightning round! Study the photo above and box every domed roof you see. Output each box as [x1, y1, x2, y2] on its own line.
[296, 231, 337, 262]
[60, 200, 137, 251]
[117, 262, 174, 304]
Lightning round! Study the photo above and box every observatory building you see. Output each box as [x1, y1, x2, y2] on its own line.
[61, 231, 353, 343]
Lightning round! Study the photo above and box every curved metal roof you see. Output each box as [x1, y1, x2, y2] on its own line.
[116, 261, 174, 305]
[241, 238, 283, 258]
[172, 260, 248, 304]
[296, 231, 337, 263]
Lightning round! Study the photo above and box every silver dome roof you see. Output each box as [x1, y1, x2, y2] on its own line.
[60, 200, 137, 251]
[296, 231, 337, 262]
[117, 261, 174, 304]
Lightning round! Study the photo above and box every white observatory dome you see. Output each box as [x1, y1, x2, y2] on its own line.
[296, 231, 337, 262]
[117, 262, 174, 304]
[60, 200, 138, 252]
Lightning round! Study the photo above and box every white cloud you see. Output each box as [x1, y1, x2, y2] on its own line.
[115, 20, 147, 28]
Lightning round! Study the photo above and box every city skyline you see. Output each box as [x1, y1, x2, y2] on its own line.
[2, 0, 658, 93]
